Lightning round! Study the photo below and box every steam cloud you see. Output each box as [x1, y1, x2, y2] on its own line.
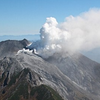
[30, 8, 100, 58]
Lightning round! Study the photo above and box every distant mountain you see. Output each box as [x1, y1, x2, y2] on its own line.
[0, 34, 40, 42]
[0, 39, 100, 100]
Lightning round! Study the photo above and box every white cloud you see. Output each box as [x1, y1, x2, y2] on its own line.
[30, 8, 100, 58]
[61, 8, 100, 51]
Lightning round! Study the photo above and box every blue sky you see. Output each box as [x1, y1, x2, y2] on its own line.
[0, 0, 100, 35]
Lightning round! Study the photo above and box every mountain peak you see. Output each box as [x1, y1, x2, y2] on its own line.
[0, 39, 30, 58]
[0, 39, 100, 100]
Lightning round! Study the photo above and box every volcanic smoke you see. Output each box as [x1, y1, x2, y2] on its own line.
[29, 8, 100, 58]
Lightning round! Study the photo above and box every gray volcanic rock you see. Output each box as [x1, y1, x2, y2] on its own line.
[0, 51, 93, 100]
[0, 39, 100, 100]
[0, 39, 30, 58]
[0, 57, 22, 83]
[0, 62, 63, 100]
[15, 52, 95, 100]
[45, 51, 100, 98]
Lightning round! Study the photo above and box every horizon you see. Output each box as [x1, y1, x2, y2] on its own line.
[0, 34, 40, 41]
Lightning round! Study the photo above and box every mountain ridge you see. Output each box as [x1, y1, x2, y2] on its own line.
[0, 39, 100, 100]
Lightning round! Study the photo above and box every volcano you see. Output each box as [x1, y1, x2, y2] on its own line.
[0, 39, 100, 100]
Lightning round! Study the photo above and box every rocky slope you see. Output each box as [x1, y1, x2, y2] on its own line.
[0, 39, 100, 100]
[45, 52, 100, 96]
[0, 52, 94, 100]
[0, 64, 63, 100]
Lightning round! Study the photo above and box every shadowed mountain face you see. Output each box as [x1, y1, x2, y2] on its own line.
[0, 39, 30, 58]
[0, 39, 100, 100]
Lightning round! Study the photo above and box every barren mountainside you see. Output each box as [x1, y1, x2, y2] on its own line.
[0, 39, 100, 100]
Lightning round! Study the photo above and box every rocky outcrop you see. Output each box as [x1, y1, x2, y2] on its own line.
[0, 39, 30, 58]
